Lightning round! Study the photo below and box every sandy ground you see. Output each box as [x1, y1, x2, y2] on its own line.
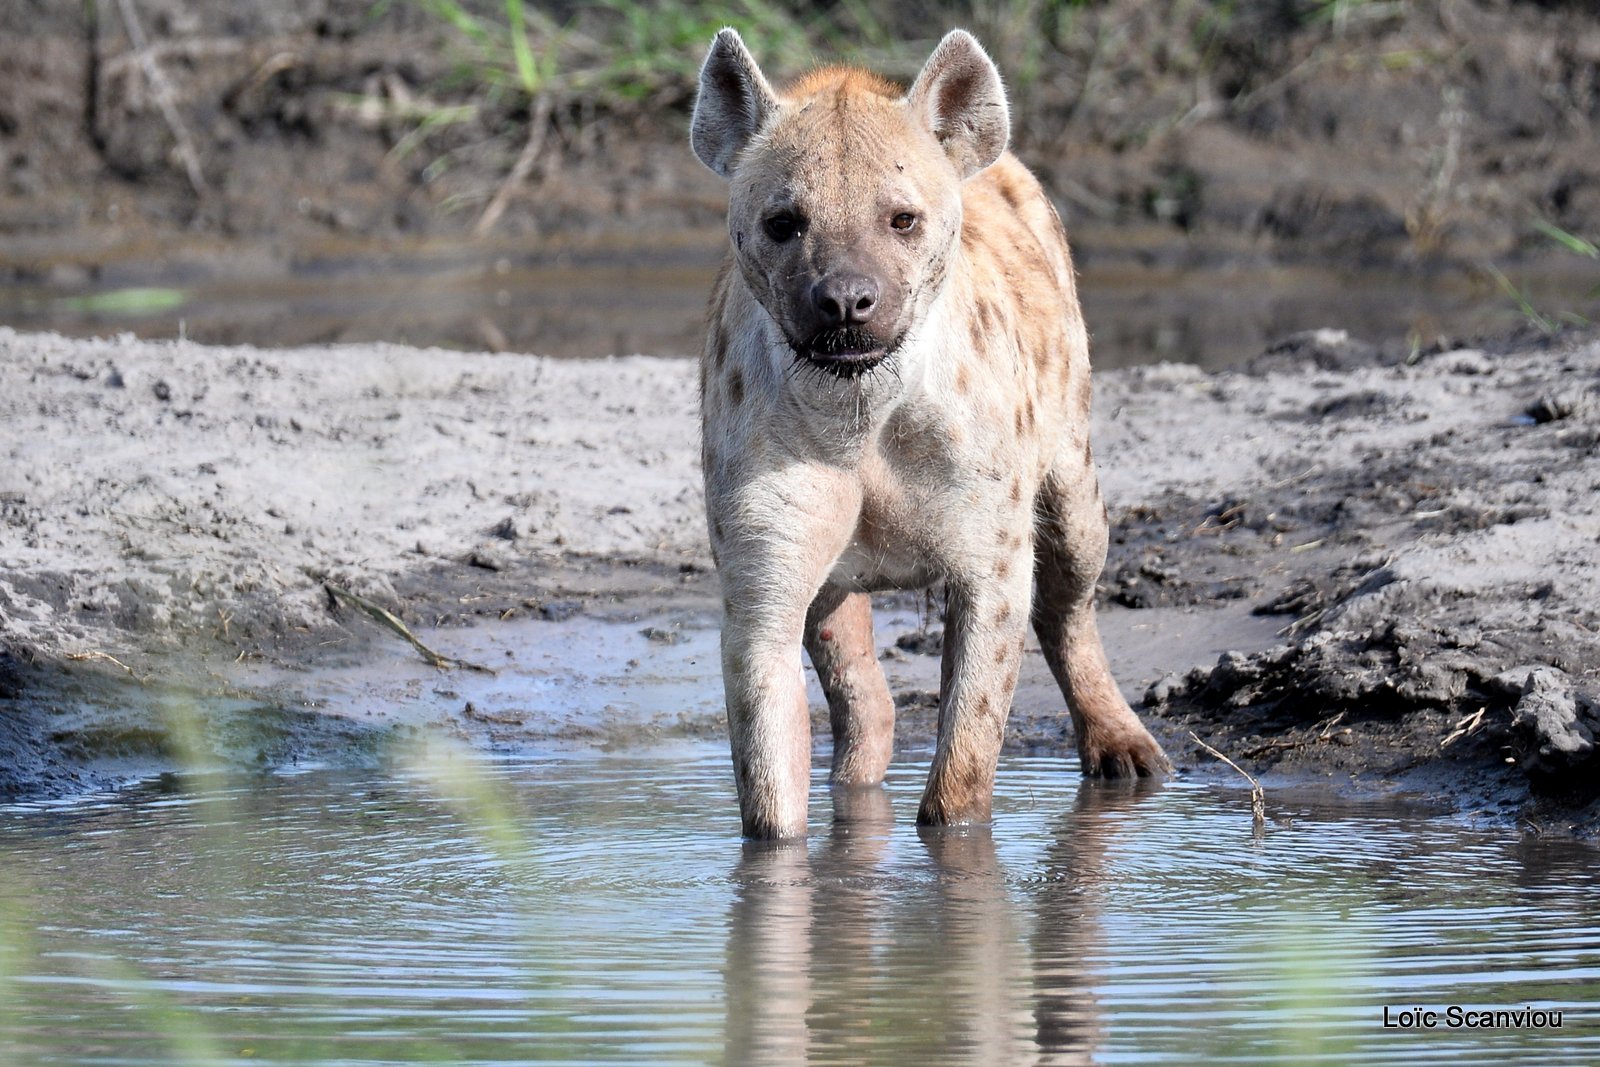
[1, 326, 1597, 834]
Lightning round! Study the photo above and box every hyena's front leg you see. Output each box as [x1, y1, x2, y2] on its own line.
[918, 551, 1033, 826]
[720, 604, 811, 840]
[715, 479, 859, 840]
[804, 586, 895, 787]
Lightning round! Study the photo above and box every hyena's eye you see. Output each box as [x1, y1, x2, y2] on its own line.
[763, 214, 800, 242]
[890, 212, 918, 233]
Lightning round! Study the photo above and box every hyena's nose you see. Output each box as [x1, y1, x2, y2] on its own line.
[812, 273, 880, 326]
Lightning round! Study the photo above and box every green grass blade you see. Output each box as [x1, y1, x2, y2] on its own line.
[1533, 218, 1600, 259]
[417, 0, 493, 49]
[506, 0, 540, 95]
[54, 287, 187, 315]
[1484, 263, 1556, 333]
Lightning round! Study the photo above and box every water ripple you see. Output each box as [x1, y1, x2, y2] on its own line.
[1, 746, 1596, 1065]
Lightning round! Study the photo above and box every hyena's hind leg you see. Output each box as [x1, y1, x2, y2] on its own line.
[804, 585, 896, 786]
[1031, 464, 1170, 778]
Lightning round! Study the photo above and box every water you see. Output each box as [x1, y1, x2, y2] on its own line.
[1, 748, 1596, 1065]
[6, 242, 1595, 369]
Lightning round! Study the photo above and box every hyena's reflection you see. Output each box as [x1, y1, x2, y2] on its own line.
[722, 779, 1160, 1064]
[724, 836, 814, 1065]
[1029, 779, 1164, 1063]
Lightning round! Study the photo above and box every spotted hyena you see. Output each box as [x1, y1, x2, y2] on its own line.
[691, 28, 1169, 839]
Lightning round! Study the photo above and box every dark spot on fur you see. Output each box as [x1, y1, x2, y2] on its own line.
[998, 176, 1024, 211]
[996, 557, 1011, 579]
[977, 300, 996, 334]
[1009, 476, 1022, 504]
[1082, 437, 1093, 463]
[712, 323, 728, 369]
[956, 364, 972, 394]
[995, 644, 1008, 664]
[728, 368, 744, 405]
[996, 602, 1012, 623]
[968, 319, 983, 349]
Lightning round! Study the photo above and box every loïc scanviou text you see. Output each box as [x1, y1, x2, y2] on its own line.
[1382, 1005, 1563, 1029]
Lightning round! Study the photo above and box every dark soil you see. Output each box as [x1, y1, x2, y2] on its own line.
[4, 1, 1600, 287]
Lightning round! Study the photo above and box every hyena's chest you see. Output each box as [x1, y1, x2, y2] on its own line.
[828, 497, 941, 592]
[824, 418, 1028, 593]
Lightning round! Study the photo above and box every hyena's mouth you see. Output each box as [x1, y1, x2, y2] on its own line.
[791, 327, 896, 379]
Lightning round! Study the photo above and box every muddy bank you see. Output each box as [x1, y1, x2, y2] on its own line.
[1107, 328, 1600, 835]
[2, 325, 1598, 834]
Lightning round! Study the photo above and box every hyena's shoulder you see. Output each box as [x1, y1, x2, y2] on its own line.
[960, 153, 1077, 313]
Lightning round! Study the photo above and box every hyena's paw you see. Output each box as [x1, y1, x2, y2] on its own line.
[1078, 722, 1172, 779]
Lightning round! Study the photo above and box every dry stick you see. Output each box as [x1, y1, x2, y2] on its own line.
[324, 583, 493, 674]
[101, 36, 245, 78]
[473, 93, 553, 237]
[65, 650, 141, 680]
[1441, 707, 1487, 750]
[1190, 731, 1266, 828]
[113, 0, 209, 201]
[1240, 710, 1347, 759]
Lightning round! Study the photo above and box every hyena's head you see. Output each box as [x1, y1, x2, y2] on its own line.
[691, 29, 1008, 379]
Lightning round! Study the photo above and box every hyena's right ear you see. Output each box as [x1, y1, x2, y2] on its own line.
[691, 28, 779, 179]
[907, 30, 1010, 179]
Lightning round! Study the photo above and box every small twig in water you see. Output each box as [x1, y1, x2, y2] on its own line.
[324, 583, 493, 674]
[1190, 731, 1266, 828]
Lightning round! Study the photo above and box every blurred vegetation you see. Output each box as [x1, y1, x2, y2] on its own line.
[1489, 218, 1600, 333]
[379, 0, 1439, 230]
[392, 0, 1431, 105]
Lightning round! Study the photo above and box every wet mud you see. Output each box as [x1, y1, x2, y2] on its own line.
[2, 325, 1597, 835]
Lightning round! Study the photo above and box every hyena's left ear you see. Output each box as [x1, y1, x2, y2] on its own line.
[691, 27, 780, 179]
[906, 30, 1010, 179]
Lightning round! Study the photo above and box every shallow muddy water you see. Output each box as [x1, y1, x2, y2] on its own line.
[7, 242, 1595, 368]
[1, 748, 1596, 1065]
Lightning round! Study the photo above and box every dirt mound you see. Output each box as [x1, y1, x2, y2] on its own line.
[1119, 332, 1600, 832]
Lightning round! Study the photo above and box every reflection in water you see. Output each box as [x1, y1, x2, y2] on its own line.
[1, 749, 1599, 1066]
[9, 247, 1597, 368]
[727, 838, 814, 1065]
[1031, 782, 1165, 1064]
[726, 780, 1167, 1066]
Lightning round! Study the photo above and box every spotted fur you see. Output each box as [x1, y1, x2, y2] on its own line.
[692, 28, 1169, 840]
